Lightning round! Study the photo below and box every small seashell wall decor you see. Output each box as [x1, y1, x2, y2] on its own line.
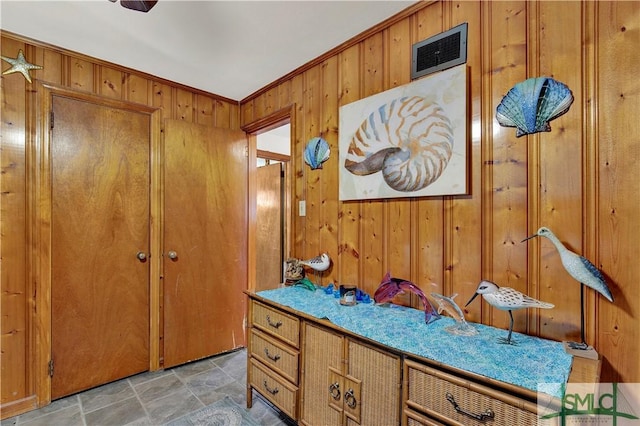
[303, 137, 330, 169]
[496, 76, 574, 138]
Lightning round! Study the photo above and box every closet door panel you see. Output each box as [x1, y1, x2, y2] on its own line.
[51, 95, 150, 399]
[163, 119, 248, 367]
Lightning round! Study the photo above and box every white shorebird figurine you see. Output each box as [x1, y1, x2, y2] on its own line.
[465, 280, 554, 345]
[522, 226, 614, 350]
[299, 253, 331, 285]
[299, 253, 331, 272]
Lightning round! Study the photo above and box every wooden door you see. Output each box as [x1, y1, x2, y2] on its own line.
[256, 163, 283, 290]
[51, 95, 150, 399]
[163, 120, 248, 368]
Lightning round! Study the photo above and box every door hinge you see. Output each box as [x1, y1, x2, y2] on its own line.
[48, 359, 54, 377]
[50, 111, 54, 130]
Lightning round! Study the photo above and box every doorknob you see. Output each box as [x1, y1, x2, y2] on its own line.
[136, 251, 147, 261]
[167, 250, 178, 260]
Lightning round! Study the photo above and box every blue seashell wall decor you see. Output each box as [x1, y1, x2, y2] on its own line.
[304, 137, 330, 169]
[496, 76, 574, 137]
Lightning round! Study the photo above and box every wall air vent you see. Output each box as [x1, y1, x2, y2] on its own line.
[411, 22, 468, 80]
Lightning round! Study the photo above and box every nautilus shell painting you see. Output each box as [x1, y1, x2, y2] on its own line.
[496, 76, 574, 138]
[339, 65, 467, 201]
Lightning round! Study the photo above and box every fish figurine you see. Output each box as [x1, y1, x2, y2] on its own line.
[304, 137, 330, 169]
[323, 283, 335, 295]
[430, 292, 478, 336]
[374, 272, 441, 325]
[496, 76, 574, 137]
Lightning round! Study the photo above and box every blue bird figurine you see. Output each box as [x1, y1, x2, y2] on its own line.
[522, 226, 614, 350]
[522, 227, 613, 302]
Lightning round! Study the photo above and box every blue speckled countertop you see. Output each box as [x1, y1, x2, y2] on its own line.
[254, 286, 572, 399]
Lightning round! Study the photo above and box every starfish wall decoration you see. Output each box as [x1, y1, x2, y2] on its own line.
[1, 49, 43, 83]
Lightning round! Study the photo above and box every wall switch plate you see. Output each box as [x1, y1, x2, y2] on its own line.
[299, 200, 306, 216]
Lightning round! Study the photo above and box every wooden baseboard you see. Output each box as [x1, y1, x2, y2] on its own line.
[0, 395, 38, 420]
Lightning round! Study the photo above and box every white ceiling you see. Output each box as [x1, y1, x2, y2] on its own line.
[0, 0, 416, 100]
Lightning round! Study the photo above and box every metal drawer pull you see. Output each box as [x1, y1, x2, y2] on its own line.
[266, 315, 282, 328]
[329, 382, 341, 400]
[446, 392, 494, 421]
[263, 380, 279, 395]
[344, 388, 357, 408]
[264, 348, 281, 361]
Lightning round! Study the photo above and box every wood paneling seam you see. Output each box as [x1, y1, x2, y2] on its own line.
[582, 0, 599, 351]
[525, 0, 542, 337]
[480, 0, 493, 326]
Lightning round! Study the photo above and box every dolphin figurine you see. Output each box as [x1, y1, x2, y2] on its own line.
[374, 272, 441, 325]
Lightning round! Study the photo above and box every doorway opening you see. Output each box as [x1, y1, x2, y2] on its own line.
[255, 123, 291, 291]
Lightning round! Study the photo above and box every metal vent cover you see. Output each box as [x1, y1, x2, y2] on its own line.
[411, 22, 468, 80]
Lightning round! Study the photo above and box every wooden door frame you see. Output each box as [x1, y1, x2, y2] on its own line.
[31, 83, 162, 406]
[242, 105, 295, 292]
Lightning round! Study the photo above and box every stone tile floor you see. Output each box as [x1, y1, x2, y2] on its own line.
[2, 348, 294, 426]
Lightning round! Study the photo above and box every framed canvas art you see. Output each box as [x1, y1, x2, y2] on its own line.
[339, 65, 468, 201]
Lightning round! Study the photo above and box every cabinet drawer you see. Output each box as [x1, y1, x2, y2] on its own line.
[251, 301, 300, 348]
[250, 328, 299, 384]
[405, 408, 446, 426]
[405, 359, 538, 426]
[249, 358, 298, 420]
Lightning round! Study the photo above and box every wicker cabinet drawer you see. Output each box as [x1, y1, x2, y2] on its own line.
[404, 408, 446, 426]
[251, 301, 300, 348]
[250, 328, 299, 384]
[404, 359, 538, 426]
[249, 358, 298, 420]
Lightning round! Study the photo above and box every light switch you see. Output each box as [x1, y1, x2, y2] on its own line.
[299, 200, 306, 216]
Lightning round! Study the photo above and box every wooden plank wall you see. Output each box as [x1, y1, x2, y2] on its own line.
[240, 1, 639, 383]
[1, 0, 638, 416]
[0, 31, 239, 416]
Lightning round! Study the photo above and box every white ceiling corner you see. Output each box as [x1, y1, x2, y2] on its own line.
[0, 0, 416, 100]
